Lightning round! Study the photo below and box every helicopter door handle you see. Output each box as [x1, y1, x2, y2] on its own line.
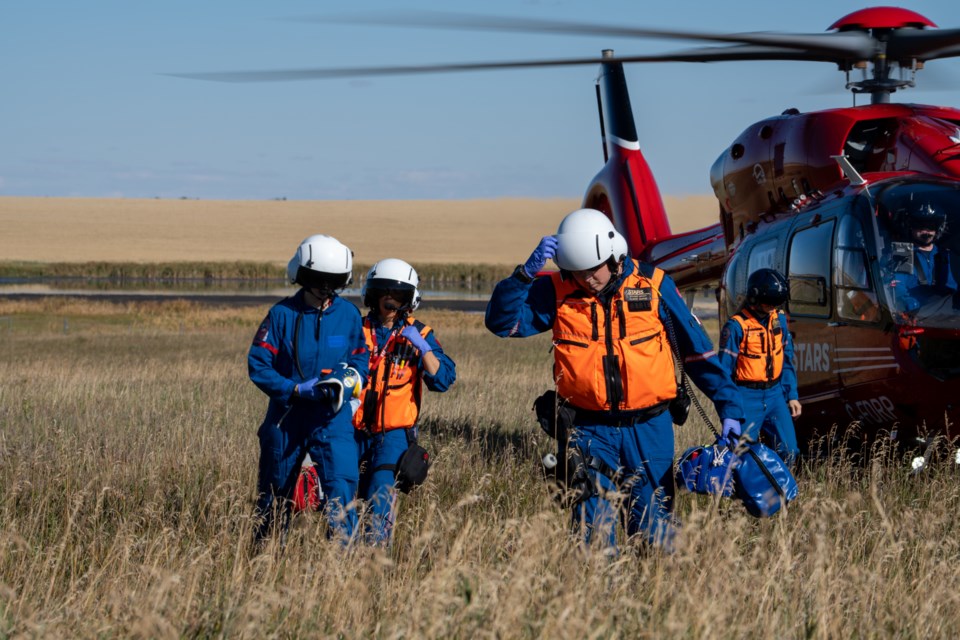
[827, 321, 848, 327]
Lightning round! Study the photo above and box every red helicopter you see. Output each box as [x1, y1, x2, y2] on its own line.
[178, 7, 960, 455]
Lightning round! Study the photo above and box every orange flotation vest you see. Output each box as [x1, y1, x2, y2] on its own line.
[353, 316, 431, 433]
[731, 308, 785, 384]
[549, 261, 676, 413]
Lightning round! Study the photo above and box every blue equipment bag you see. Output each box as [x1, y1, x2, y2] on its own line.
[732, 439, 799, 518]
[675, 438, 736, 497]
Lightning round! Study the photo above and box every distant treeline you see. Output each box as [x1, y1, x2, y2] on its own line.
[0, 261, 516, 288]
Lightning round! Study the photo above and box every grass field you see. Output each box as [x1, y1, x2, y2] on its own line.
[3, 299, 960, 638]
[0, 195, 720, 267]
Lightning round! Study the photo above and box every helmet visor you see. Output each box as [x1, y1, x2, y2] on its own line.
[368, 286, 415, 306]
[298, 267, 350, 292]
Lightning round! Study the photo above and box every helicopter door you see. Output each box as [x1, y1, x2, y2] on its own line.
[831, 213, 898, 399]
[786, 218, 839, 404]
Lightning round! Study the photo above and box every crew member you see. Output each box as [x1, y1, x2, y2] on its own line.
[889, 199, 956, 314]
[248, 234, 369, 547]
[719, 268, 801, 466]
[485, 208, 744, 550]
[354, 258, 456, 546]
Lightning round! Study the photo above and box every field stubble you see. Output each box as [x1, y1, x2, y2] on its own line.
[2, 300, 960, 638]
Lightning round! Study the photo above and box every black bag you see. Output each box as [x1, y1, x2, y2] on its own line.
[533, 390, 576, 442]
[669, 379, 691, 426]
[395, 441, 430, 494]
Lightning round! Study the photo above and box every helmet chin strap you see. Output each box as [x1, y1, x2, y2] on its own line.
[305, 286, 334, 309]
[597, 259, 624, 298]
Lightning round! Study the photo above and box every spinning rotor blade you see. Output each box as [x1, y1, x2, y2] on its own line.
[166, 45, 834, 83]
[887, 28, 960, 61]
[318, 11, 878, 61]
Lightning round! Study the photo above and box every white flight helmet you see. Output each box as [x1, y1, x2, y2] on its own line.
[286, 234, 353, 292]
[554, 208, 628, 271]
[362, 258, 421, 311]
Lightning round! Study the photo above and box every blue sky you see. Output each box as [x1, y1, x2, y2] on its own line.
[3, 0, 960, 200]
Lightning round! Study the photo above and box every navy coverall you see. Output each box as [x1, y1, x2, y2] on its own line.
[248, 290, 369, 543]
[356, 317, 456, 546]
[718, 310, 800, 465]
[485, 260, 743, 549]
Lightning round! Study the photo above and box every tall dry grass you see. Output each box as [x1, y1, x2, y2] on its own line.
[2, 299, 960, 638]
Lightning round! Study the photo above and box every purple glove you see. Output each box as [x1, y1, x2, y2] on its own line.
[522, 235, 558, 278]
[401, 325, 432, 354]
[721, 418, 742, 439]
[296, 378, 336, 403]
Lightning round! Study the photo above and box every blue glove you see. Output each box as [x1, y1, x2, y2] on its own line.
[401, 325, 432, 354]
[522, 235, 558, 278]
[721, 418, 742, 439]
[296, 378, 336, 403]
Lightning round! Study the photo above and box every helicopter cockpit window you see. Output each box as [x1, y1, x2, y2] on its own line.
[788, 221, 835, 318]
[875, 181, 960, 329]
[843, 118, 897, 174]
[835, 215, 879, 323]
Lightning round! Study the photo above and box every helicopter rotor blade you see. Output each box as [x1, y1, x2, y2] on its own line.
[165, 45, 836, 83]
[887, 28, 960, 61]
[316, 11, 877, 60]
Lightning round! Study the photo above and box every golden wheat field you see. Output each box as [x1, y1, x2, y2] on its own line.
[2, 299, 960, 638]
[0, 195, 719, 266]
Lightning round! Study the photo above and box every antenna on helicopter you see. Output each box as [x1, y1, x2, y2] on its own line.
[831, 155, 867, 187]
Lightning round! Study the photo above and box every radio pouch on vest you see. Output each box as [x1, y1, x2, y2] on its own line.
[732, 438, 798, 517]
[669, 381, 691, 426]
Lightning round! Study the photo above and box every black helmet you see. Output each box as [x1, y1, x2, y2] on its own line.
[746, 268, 789, 307]
[907, 200, 946, 237]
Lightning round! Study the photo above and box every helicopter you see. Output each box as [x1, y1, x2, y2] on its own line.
[176, 6, 960, 455]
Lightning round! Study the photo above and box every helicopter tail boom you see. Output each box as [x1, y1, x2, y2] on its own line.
[582, 57, 674, 258]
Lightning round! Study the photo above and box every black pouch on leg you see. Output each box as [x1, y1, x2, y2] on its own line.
[395, 429, 430, 494]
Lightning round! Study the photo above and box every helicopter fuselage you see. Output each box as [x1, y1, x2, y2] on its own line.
[581, 59, 960, 449]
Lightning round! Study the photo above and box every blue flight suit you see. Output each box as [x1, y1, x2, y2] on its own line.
[889, 245, 957, 314]
[718, 309, 800, 465]
[485, 260, 743, 549]
[356, 318, 456, 546]
[248, 289, 369, 544]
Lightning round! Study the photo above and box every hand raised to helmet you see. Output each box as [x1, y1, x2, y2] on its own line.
[522, 236, 558, 278]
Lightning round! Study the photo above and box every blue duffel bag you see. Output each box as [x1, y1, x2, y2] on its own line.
[732, 439, 799, 518]
[675, 437, 736, 497]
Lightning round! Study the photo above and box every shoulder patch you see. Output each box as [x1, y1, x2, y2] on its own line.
[719, 325, 731, 346]
[254, 318, 270, 345]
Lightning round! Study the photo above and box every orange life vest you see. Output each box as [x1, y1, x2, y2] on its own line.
[550, 261, 676, 412]
[731, 308, 785, 383]
[353, 316, 431, 433]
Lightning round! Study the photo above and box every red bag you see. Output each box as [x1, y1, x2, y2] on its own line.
[292, 464, 324, 513]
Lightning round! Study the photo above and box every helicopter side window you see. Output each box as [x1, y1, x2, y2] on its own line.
[835, 215, 879, 323]
[788, 220, 835, 318]
[747, 238, 777, 274]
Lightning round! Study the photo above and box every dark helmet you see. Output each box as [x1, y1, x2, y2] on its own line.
[746, 268, 789, 307]
[906, 200, 946, 237]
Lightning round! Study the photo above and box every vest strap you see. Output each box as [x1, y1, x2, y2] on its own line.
[571, 400, 670, 426]
[737, 377, 781, 390]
